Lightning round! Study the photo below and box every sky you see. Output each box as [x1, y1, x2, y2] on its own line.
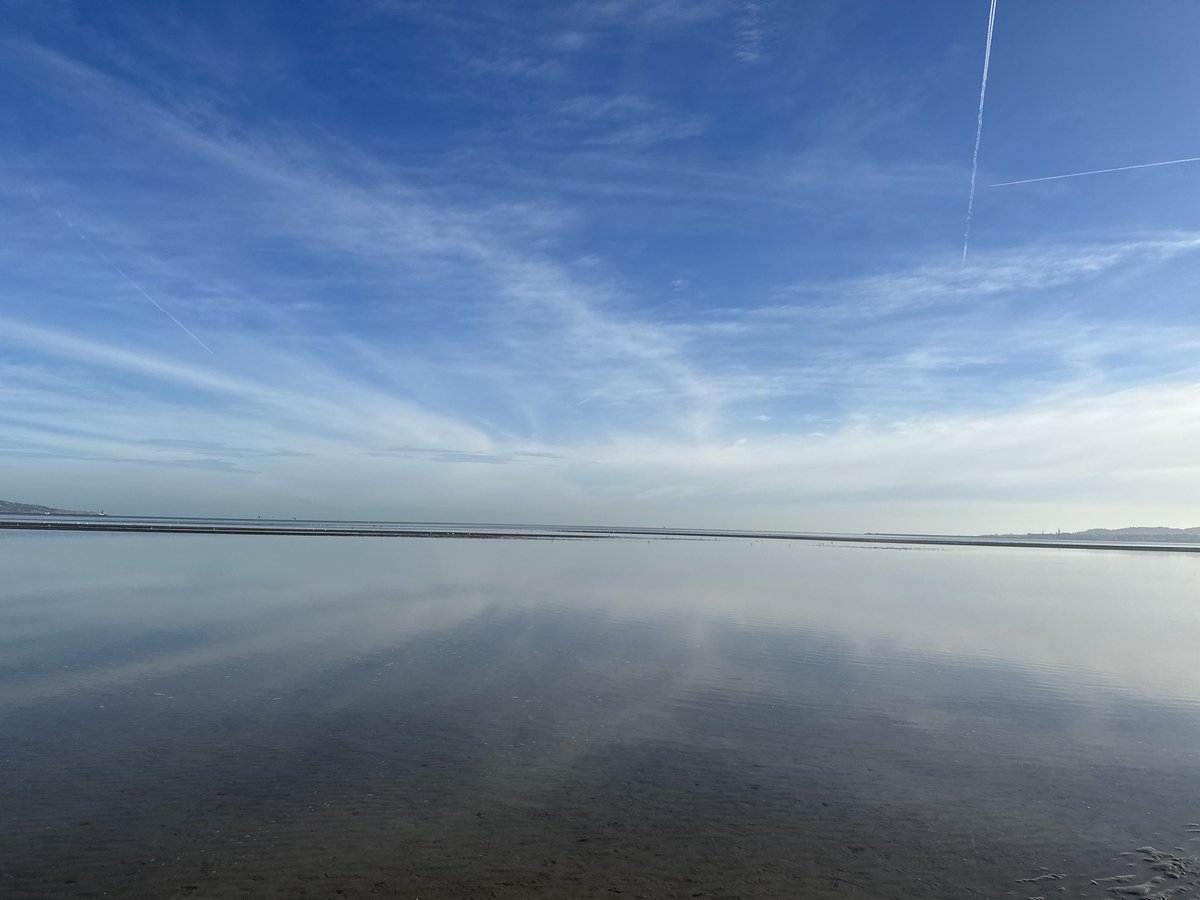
[3, 0, 1200, 532]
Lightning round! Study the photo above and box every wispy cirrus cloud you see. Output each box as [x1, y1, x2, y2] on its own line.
[566, 0, 728, 27]
[733, 1, 766, 64]
[553, 94, 707, 146]
[3, 3, 1199, 530]
[1, 37, 733, 425]
[766, 234, 1200, 320]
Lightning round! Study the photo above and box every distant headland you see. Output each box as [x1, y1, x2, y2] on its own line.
[0, 499, 100, 516]
[985, 526, 1200, 544]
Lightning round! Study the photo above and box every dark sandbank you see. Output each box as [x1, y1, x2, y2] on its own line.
[5, 514, 1200, 553]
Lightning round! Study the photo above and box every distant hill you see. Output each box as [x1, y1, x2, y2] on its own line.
[990, 526, 1200, 544]
[0, 499, 98, 516]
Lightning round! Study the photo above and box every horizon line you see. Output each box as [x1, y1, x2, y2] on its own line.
[3, 514, 1199, 553]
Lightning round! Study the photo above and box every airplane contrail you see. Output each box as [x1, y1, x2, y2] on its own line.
[962, 0, 999, 264]
[29, 191, 213, 353]
[74, 227, 214, 354]
[991, 155, 1200, 187]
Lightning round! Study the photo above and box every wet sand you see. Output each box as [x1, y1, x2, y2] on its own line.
[5, 655, 1196, 899]
[3, 535, 1199, 898]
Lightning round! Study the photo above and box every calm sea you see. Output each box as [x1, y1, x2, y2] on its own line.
[2, 531, 1199, 898]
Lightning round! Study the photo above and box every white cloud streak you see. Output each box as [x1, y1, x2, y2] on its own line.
[770, 234, 1200, 319]
[992, 155, 1200, 187]
[962, 0, 998, 263]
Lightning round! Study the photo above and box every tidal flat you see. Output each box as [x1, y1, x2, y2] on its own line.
[2, 532, 1199, 898]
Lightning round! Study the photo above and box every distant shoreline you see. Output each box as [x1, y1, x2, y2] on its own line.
[3, 515, 1200, 553]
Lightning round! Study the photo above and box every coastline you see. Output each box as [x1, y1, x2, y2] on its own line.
[4, 515, 1200, 552]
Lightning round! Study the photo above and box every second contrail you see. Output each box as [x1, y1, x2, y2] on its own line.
[962, 0, 999, 264]
[992, 155, 1200, 187]
[28, 189, 213, 354]
[80, 234, 214, 354]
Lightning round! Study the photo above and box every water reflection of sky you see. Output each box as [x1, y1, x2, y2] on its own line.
[2, 533, 1199, 897]
[5, 533, 1200, 706]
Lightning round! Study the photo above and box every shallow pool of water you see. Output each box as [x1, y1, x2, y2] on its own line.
[2, 532, 1199, 897]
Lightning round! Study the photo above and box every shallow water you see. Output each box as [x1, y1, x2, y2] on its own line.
[2, 533, 1199, 898]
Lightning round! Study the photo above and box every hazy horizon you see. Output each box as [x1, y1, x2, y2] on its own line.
[6, 497, 1200, 545]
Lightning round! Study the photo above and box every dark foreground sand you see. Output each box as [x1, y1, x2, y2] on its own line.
[5, 738, 1197, 899]
[5, 641, 1198, 899]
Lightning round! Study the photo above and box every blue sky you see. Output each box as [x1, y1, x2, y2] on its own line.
[3, 0, 1200, 531]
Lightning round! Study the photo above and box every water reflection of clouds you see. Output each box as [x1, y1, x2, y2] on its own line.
[5, 531, 1200, 881]
[4, 533, 1200, 717]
